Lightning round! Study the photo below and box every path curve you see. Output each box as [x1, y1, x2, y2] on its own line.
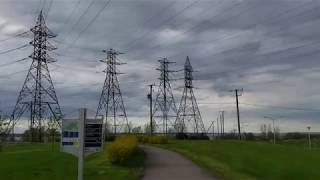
[141, 145, 217, 180]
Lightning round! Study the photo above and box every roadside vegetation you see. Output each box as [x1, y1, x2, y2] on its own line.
[161, 140, 320, 180]
[0, 143, 145, 180]
[137, 135, 168, 144]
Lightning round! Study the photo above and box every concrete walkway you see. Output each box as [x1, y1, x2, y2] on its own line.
[141, 145, 217, 180]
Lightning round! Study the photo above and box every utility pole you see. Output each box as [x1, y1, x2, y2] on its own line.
[264, 115, 283, 144]
[212, 120, 215, 139]
[216, 116, 219, 138]
[230, 89, 243, 140]
[307, 126, 311, 149]
[147, 84, 155, 135]
[219, 111, 225, 137]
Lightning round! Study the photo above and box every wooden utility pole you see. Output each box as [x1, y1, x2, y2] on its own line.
[230, 89, 243, 140]
[148, 84, 154, 135]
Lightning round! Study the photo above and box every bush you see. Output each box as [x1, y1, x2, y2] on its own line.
[189, 133, 210, 140]
[107, 135, 138, 164]
[148, 136, 168, 144]
[176, 133, 188, 140]
[105, 135, 116, 142]
[175, 133, 209, 140]
[137, 135, 168, 144]
[243, 133, 256, 140]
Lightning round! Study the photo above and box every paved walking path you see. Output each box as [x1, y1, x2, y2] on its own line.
[141, 145, 217, 180]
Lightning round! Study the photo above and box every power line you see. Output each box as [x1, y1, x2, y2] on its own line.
[240, 103, 320, 112]
[198, 101, 320, 112]
[56, 0, 82, 33]
[123, 0, 201, 51]
[0, 44, 30, 55]
[66, 0, 112, 49]
[62, 0, 97, 42]
[0, 69, 28, 79]
[133, 0, 242, 53]
[140, 0, 313, 60]
[0, 57, 28, 68]
[0, 31, 29, 44]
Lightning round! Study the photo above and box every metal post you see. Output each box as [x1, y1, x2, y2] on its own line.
[272, 119, 276, 144]
[148, 84, 154, 135]
[307, 126, 311, 149]
[78, 108, 86, 180]
[212, 120, 215, 139]
[235, 89, 241, 140]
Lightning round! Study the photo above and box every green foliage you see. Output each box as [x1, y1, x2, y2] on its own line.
[175, 133, 209, 140]
[162, 140, 320, 180]
[108, 135, 139, 164]
[147, 136, 168, 144]
[137, 135, 168, 144]
[0, 143, 144, 180]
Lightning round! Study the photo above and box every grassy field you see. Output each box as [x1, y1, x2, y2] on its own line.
[0, 143, 145, 180]
[161, 140, 320, 180]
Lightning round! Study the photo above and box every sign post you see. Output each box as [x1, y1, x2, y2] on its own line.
[61, 108, 103, 180]
[78, 108, 85, 180]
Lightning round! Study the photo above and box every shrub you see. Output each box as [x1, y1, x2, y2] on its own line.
[137, 135, 169, 144]
[176, 133, 188, 140]
[107, 135, 138, 164]
[147, 136, 168, 144]
[105, 135, 116, 142]
[189, 133, 209, 140]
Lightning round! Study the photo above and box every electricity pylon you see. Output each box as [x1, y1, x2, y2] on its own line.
[96, 48, 129, 135]
[175, 56, 205, 134]
[9, 11, 62, 142]
[153, 58, 178, 135]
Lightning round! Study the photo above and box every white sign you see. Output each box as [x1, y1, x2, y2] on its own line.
[61, 118, 80, 157]
[61, 108, 103, 180]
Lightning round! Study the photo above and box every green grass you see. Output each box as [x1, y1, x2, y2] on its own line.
[279, 138, 320, 148]
[0, 143, 145, 180]
[161, 140, 320, 180]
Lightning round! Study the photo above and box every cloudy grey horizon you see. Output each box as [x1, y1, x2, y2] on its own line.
[1, 0, 320, 133]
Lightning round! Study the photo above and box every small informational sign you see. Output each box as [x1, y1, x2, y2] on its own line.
[85, 118, 103, 156]
[61, 109, 103, 180]
[61, 118, 80, 157]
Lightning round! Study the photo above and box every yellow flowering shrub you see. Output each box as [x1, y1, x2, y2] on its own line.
[108, 135, 138, 164]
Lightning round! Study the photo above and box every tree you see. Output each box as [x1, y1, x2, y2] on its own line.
[144, 123, 156, 135]
[260, 124, 267, 139]
[274, 126, 281, 140]
[131, 126, 142, 134]
[267, 124, 273, 140]
[0, 115, 10, 144]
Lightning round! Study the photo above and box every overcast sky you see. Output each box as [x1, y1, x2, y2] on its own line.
[1, 0, 320, 133]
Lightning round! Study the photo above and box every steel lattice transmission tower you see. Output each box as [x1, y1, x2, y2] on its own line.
[153, 58, 178, 135]
[96, 48, 129, 135]
[8, 11, 62, 142]
[176, 56, 205, 134]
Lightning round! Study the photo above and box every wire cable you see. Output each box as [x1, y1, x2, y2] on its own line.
[0, 57, 29, 68]
[0, 44, 30, 56]
[66, 0, 112, 49]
